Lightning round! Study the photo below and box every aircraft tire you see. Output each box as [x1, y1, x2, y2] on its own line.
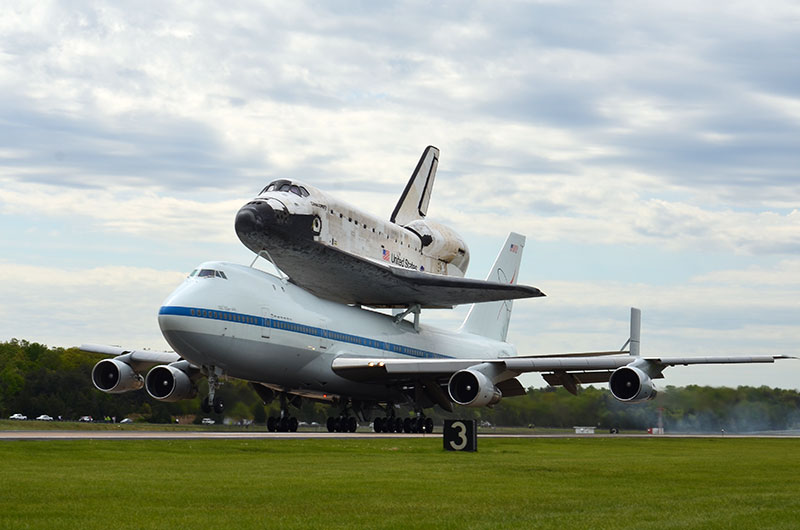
[289, 417, 299, 432]
[267, 417, 277, 432]
[213, 397, 224, 414]
[424, 417, 434, 433]
[393, 417, 403, 433]
[373, 417, 383, 433]
[403, 418, 412, 433]
[326, 416, 335, 432]
[346, 417, 357, 433]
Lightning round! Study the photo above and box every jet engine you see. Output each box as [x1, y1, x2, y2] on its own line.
[403, 219, 470, 275]
[91, 359, 144, 393]
[145, 364, 196, 402]
[609, 365, 657, 403]
[448, 369, 502, 407]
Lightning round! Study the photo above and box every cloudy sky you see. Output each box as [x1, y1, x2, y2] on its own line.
[1, 1, 798, 389]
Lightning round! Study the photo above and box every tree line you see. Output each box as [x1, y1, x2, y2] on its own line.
[2, 339, 799, 432]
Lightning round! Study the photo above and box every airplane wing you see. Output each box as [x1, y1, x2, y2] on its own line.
[80, 344, 182, 367]
[331, 307, 796, 406]
[332, 353, 792, 388]
[275, 240, 543, 308]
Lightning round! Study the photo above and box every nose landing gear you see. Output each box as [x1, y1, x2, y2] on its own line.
[200, 370, 224, 414]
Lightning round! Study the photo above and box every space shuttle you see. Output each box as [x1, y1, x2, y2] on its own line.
[235, 146, 543, 309]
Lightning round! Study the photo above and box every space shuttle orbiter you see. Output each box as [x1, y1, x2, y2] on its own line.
[234, 146, 543, 308]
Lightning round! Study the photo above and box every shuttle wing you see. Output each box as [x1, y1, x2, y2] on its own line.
[278, 241, 543, 307]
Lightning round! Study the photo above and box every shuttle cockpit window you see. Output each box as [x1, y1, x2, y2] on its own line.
[190, 268, 228, 279]
[260, 179, 309, 197]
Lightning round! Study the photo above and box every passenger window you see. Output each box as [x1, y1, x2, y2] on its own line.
[290, 185, 301, 196]
[299, 187, 309, 197]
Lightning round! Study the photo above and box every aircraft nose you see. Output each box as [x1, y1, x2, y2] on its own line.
[235, 201, 274, 235]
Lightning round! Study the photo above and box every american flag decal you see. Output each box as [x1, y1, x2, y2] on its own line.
[509, 244, 519, 253]
[382, 249, 390, 261]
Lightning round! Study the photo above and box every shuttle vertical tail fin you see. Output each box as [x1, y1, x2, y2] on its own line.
[391, 146, 439, 225]
[459, 232, 526, 342]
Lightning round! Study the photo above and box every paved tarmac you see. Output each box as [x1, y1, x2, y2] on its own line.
[2, 430, 799, 440]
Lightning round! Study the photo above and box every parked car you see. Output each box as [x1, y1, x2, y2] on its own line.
[78, 416, 93, 422]
[9, 413, 27, 420]
[35, 414, 54, 421]
[119, 418, 133, 424]
[201, 418, 215, 425]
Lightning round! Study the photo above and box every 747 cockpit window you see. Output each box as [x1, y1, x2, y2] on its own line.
[190, 269, 228, 279]
[260, 179, 309, 197]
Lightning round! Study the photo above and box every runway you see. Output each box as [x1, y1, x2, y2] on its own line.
[2, 430, 799, 440]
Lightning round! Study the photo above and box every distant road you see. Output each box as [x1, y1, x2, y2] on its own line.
[2, 431, 799, 441]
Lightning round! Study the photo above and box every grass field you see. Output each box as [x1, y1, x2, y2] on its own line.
[1, 437, 798, 529]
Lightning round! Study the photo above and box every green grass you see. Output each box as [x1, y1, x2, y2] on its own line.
[0, 438, 797, 529]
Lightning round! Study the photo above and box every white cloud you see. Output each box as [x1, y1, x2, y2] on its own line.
[0, 179, 241, 243]
[0, 261, 184, 350]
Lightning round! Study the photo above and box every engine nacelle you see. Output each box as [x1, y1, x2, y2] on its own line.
[403, 219, 470, 275]
[145, 364, 196, 402]
[92, 359, 144, 393]
[448, 369, 502, 407]
[609, 365, 657, 403]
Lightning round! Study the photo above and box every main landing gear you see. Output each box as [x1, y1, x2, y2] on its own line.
[326, 416, 358, 433]
[267, 392, 299, 432]
[373, 415, 433, 433]
[326, 400, 360, 432]
[267, 415, 299, 432]
[201, 370, 224, 414]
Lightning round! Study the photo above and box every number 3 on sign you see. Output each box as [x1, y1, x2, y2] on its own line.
[443, 419, 476, 451]
[449, 421, 468, 450]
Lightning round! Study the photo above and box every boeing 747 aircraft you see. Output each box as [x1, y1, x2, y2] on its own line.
[233, 146, 540, 309]
[83, 233, 793, 433]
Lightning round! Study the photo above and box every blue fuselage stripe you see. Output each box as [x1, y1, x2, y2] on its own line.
[158, 305, 450, 359]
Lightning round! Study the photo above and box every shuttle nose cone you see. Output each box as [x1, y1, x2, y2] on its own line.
[235, 201, 274, 235]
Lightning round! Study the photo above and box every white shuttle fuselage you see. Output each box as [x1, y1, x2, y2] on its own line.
[236, 180, 469, 277]
[233, 147, 498, 308]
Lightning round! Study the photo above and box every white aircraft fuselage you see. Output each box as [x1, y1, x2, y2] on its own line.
[158, 261, 511, 403]
[235, 180, 469, 276]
